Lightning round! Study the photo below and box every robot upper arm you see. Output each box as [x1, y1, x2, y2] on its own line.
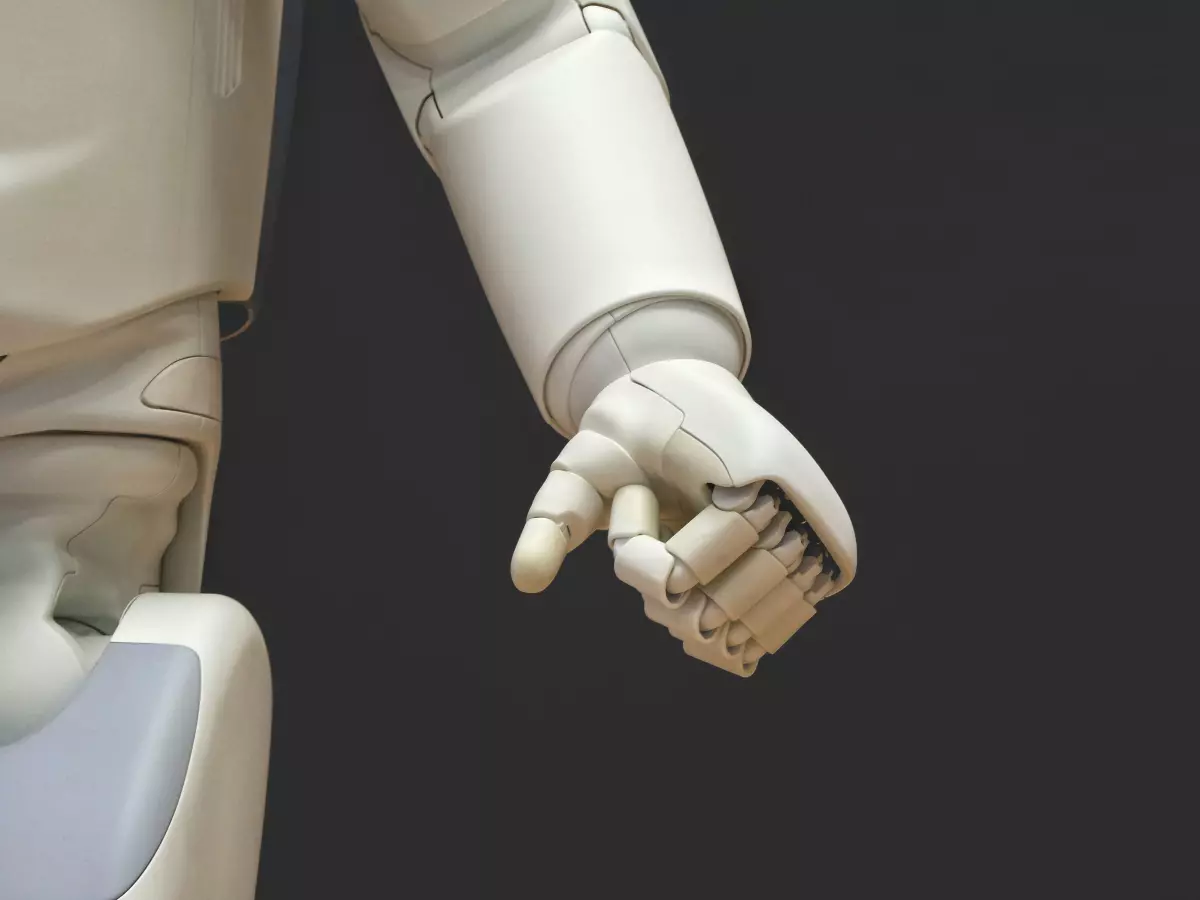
[358, 0, 667, 168]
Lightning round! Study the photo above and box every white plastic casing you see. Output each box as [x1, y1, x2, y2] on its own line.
[360, 0, 556, 69]
[0, 299, 223, 596]
[112, 593, 271, 900]
[0, 0, 284, 356]
[424, 30, 751, 433]
[0, 435, 199, 743]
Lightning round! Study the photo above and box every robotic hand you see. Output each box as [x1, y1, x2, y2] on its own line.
[513, 359, 857, 677]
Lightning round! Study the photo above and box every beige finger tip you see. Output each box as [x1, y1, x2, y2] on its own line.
[511, 517, 568, 593]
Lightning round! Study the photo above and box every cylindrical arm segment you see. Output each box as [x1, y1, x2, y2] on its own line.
[359, 0, 750, 434]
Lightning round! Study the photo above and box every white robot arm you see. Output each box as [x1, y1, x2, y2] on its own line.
[360, 0, 858, 676]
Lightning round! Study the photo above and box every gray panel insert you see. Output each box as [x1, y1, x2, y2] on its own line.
[0, 642, 201, 900]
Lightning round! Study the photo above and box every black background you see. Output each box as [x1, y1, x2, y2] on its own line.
[204, 2, 1199, 897]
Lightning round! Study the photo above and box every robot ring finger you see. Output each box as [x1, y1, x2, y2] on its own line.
[0, 1, 857, 897]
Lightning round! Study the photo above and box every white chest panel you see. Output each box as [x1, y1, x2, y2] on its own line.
[0, 0, 283, 356]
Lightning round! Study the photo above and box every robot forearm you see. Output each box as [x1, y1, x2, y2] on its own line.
[360, 0, 750, 434]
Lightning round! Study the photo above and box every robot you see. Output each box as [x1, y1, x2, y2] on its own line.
[0, 1, 857, 897]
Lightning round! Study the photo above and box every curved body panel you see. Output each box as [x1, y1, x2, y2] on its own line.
[0, 0, 284, 356]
